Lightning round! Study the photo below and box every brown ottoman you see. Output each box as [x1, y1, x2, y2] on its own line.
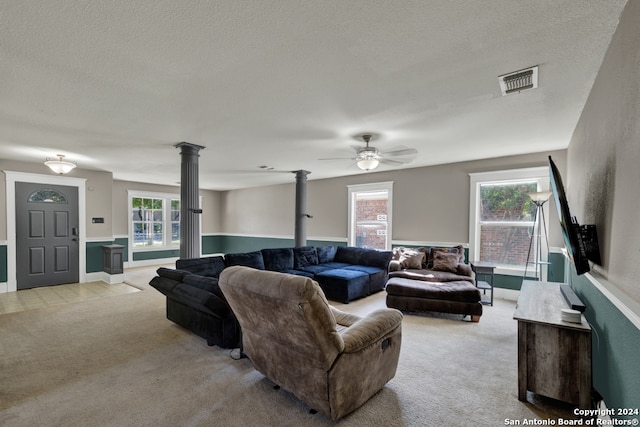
[385, 277, 482, 322]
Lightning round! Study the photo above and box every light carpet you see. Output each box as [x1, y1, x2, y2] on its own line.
[0, 272, 579, 427]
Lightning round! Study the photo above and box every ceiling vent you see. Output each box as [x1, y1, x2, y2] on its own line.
[499, 66, 538, 96]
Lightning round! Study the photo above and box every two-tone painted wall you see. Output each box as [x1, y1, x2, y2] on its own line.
[562, 0, 640, 416]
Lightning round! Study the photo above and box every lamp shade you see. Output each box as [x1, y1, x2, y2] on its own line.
[357, 158, 379, 171]
[527, 191, 552, 203]
[45, 155, 76, 174]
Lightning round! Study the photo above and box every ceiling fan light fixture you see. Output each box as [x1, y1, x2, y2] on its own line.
[45, 154, 76, 174]
[357, 158, 379, 171]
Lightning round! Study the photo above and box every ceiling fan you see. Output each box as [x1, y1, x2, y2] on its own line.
[320, 134, 418, 171]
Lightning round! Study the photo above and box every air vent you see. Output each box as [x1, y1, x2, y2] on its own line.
[499, 66, 538, 96]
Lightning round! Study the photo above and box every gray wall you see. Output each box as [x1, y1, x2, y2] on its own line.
[219, 150, 567, 248]
[561, 1, 640, 411]
[567, 0, 640, 306]
[0, 160, 114, 240]
[0, 166, 222, 242]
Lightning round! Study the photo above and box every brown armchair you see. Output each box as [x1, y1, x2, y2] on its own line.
[219, 266, 403, 420]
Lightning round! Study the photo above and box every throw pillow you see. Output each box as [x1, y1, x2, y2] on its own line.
[415, 247, 429, 268]
[293, 246, 319, 268]
[392, 247, 405, 261]
[316, 245, 336, 264]
[427, 245, 464, 267]
[431, 252, 459, 273]
[399, 250, 424, 269]
[261, 248, 294, 271]
[225, 251, 266, 270]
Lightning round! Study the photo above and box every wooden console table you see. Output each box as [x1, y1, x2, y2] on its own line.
[513, 281, 591, 409]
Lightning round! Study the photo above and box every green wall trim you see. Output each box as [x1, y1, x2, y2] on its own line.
[0, 245, 7, 282]
[493, 274, 525, 290]
[133, 249, 180, 261]
[547, 252, 565, 283]
[569, 267, 640, 417]
[202, 235, 225, 255]
[307, 239, 347, 248]
[222, 235, 295, 254]
[86, 240, 130, 273]
[113, 238, 129, 262]
[86, 241, 112, 273]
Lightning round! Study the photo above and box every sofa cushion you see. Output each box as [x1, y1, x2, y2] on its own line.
[318, 261, 351, 270]
[388, 268, 474, 284]
[182, 274, 225, 299]
[343, 265, 384, 275]
[431, 252, 460, 273]
[316, 245, 336, 263]
[296, 264, 336, 275]
[261, 248, 295, 271]
[176, 256, 226, 278]
[157, 267, 189, 282]
[398, 250, 424, 269]
[293, 246, 319, 268]
[344, 265, 388, 293]
[173, 283, 230, 316]
[427, 245, 464, 267]
[225, 251, 265, 270]
[334, 246, 363, 265]
[315, 269, 370, 303]
[149, 275, 180, 295]
[385, 277, 481, 303]
[457, 263, 473, 277]
[360, 249, 393, 269]
[284, 269, 315, 278]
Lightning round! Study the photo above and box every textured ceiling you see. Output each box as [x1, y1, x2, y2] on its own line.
[0, 1, 627, 190]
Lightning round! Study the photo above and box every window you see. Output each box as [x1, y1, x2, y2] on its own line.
[348, 182, 393, 250]
[469, 167, 548, 273]
[28, 188, 68, 203]
[129, 191, 180, 250]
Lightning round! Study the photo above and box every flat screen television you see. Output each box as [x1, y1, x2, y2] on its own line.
[548, 156, 601, 275]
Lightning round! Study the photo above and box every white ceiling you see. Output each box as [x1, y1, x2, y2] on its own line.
[0, 1, 627, 190]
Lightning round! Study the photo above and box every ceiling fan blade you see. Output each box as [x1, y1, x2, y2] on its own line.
[381, 148, 418, 157]
[318, 156, 356, 161]
[380, 157, 412, 165]
[223, 169, 295, 174]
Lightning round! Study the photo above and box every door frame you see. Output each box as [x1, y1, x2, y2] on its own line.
[4, 171, 87, 293]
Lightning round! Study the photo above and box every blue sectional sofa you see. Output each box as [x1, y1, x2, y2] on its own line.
[209, 245, 392, 303]
[149, 264, 241, 348]
[149, 245, 392, 347]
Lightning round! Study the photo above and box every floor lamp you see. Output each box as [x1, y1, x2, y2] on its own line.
[523, 191, 552, 281]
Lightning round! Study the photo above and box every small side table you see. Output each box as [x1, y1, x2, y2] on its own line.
[103, 244, 125, 275]
[470, 261, 495, 306]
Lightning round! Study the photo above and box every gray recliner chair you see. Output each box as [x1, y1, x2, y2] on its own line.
[219, 266, 403, 420]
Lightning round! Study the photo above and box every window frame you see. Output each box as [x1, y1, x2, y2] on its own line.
[347, 181, 393, 250]
[469, 167, 549, 276]
[128, 190, 183, 252]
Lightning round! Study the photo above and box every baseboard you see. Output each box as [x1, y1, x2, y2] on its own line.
[125, 257, 179, 268]
[85, 271, 125, 284]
